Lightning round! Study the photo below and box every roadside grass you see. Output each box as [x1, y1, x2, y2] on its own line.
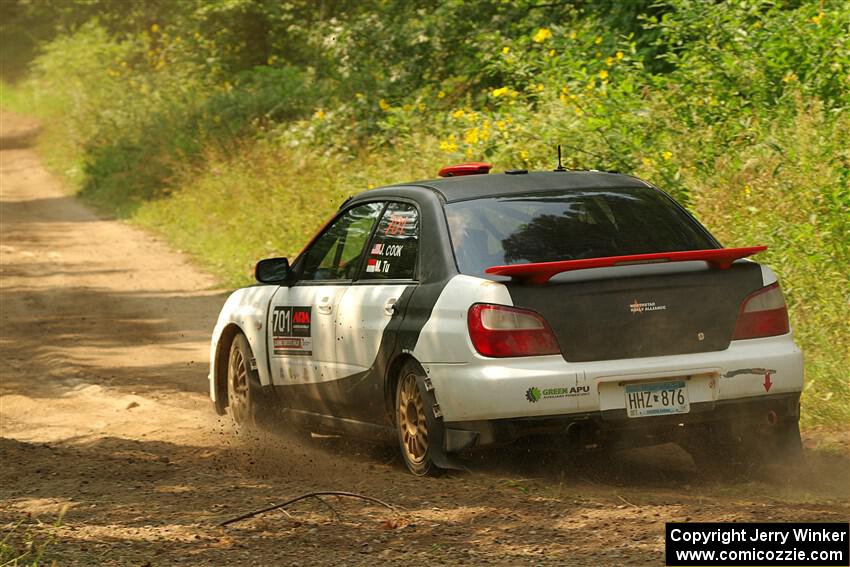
[0, 509, 66, 566]
[690, 103, 850, 427]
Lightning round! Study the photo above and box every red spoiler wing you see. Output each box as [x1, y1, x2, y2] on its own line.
[484, 246, 767, 284]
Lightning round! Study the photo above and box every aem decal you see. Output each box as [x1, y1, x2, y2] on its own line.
[272, 306, 312, 356]
[525, 385, 590, 403]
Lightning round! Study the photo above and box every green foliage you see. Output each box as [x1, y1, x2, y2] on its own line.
[4, 0, 848, 427]
[0, 508, 67, 566]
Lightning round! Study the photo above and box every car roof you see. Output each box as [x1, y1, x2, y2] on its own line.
[370, 170, 652, 204]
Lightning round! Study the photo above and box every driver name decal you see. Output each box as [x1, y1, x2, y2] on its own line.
[272, 306, 312, 356]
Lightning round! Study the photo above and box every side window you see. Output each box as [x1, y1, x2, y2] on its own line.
[300, 202, 384, 281]
[361, 202, 419, 280]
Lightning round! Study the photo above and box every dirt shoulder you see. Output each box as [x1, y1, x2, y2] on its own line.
[1, 110, 848, 566]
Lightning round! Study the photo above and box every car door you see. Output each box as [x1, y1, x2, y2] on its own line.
[335, 201, 420, 421]
[267, 201, 385, 416]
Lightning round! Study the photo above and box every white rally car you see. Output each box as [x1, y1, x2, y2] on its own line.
[209, 164, 804, 475]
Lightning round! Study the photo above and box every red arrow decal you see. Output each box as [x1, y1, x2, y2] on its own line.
[763, 373, 773, 392]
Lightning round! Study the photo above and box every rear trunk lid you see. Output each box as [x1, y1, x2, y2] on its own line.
[505, 262, 764, 362]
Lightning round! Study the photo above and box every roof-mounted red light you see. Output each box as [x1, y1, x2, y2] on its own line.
[438, 162, 493, 178]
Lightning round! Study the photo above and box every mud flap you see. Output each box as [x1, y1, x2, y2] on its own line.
[414, 374, 467, 472]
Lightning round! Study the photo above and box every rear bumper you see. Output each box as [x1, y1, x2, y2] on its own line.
[423, 333, 804, 422]
[442, 392, 801, 452]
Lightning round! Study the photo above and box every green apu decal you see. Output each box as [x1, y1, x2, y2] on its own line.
[525, 387, 542, 403]
[526, 385, 590, 403]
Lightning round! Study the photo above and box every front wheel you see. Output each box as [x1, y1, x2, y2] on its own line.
[395, 364, 441, 476]
[227, 333, 257, 427]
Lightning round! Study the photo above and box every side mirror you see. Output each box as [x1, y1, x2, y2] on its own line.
[255, 257, 290, 284]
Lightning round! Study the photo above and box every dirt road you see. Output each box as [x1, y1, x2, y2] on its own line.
[1, 110, 848, 566]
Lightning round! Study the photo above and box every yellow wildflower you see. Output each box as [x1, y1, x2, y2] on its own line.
[465, 148, 474, 159]
[605, 56, 614, 67]
[642, 157, 655, 167]
[811, 11, 824, 25]
[355, 92, 365, 100]
[782, 71, 798, 83]
[533, 28, 552, 43]
[598, 69, 609, 80]
[464, 128, 480, 145]
[151, 23, 160, 33]
[569, 30, 577, 40]
[496, 120, 507, 131]
[368, 183, 375, 189]
[502, 46, 510, 55]
[616, 51, 624, 60]
[402, 104, 413, 112]
[662, 151, 672, 161]
[379, 99, 391, 111]
[744, 185, 752, 197]
[594, 36, 602, 45]
[574, 107, 583, 116]
[418, 103, 426, 112]
[313, 109, 325, 120]
[437, 90, 446, 99]
[548, 49, 556, 57]
[492, 87, 510, 98]
[520, 150, 529, 161]
[439, 135, 458, 153]
[480, 123, 491, 142]
[535, 83, 545, 92]
[452, 109, 466, 119]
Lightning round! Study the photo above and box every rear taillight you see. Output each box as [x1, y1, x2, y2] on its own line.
[732, 283, 790, 340]
[467, 304, 560, 357]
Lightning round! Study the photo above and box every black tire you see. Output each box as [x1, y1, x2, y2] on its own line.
[766, 419, 805, 464]
[395, 362, 441, 476]
[685, 425, 756, 478]
[227, 333, 258, 427]
[685, 417, 804, 478]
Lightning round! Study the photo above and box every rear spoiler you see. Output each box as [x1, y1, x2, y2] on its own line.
[484, 246, 767, 284]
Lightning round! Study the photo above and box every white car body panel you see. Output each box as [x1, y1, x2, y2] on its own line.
[267, 284, 349, 384]
[422, 334, 803, 422]
[336, 283, 413, 374]
[412, 267, 803, 423]
[208, 285, 277, 402]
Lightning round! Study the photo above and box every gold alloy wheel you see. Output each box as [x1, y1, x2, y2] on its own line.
[228, 341, 250, 423]
[398, 372, 429, 464]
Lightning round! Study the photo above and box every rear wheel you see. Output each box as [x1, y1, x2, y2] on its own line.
[227, 333, 256, 427]
[395, 364, 441, 476]
[685, 417, 803, 477]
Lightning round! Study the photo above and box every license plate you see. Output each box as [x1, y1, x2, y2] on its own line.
[624, 380, 690, 418]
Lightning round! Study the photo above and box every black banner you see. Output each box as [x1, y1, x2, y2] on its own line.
[666, 522, 849, 566]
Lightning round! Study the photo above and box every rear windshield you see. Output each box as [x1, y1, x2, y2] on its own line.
[444, 187, 716, 277]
